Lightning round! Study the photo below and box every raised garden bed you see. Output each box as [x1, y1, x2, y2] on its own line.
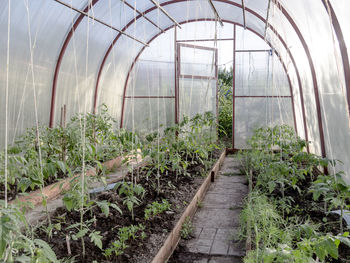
[239, 125, 350, 263]
[34, 149, 225, 262]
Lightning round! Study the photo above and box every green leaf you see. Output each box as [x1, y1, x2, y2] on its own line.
[97, 201, 110, 217]
[63, 196, 74, 212]
[56, 161, 67, 174]
[110, 203, 123, 215]
[34, 239, 58, 262]
[75, 228, 89, 239]
[89, 231, 103, 250]
[326, 239, 338, 259]
[268, 181, 276, 193]
[15, 255, 31, 263]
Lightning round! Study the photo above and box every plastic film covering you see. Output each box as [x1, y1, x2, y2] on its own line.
[0, 0, 85, 147]
[97, 35, 144, 125]
[263, 25, 306, 140]
[55, 16, 119, 122]
[179, 78, 216, 119]
[331, 0, 350, 61]
[234, 51, 294, 148]
[235, 98, 294, 149]
[235, 26, 269, 50]
[235, 52, 290, 96]
[329, 0, 350, 182]
[127, 60, 175, 96]
[274, 0, 350, 182]
[267, 3, 322, 157]
[162, 0, 215, 24]
[180, 46, 216, 77]
[123, 98, 175, 133]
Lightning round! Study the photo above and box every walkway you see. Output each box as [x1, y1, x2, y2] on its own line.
[176, 155, 248, 262]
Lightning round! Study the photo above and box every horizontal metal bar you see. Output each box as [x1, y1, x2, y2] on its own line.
[125, 96, 175, 98]
[235, 95, 291, 98]
[177, 38, 235, 42]
[235, 49, 271, 52]
[149, 0, 182, 28]
[178, 43, 217, 51]
[53, 0, 149, 46]
[180, 74, 217, 80]
[122, 0, 165, 33]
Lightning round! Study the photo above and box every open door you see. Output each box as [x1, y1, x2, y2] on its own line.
[176, 43, 218, 123]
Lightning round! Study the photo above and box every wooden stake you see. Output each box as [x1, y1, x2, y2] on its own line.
[66, 235, 71, 255]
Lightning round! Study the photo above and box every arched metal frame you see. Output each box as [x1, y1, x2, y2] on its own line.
[120, 19, 298, 144]
[111, 0, 310, 148]
[321, 0, 350, 120]
[50, 0, 100, 127]
[273, 1, 326, 158]
[48, 0, 350, 159]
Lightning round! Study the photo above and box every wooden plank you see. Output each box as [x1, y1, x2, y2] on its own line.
[9, 150, 143, 208]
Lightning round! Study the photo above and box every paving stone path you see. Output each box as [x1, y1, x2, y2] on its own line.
[184, 155, 248, 263]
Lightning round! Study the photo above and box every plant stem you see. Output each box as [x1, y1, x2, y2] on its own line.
[340, 200, 344, 234]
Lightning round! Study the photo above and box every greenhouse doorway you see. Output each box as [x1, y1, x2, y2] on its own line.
[176, 43, 218, 124]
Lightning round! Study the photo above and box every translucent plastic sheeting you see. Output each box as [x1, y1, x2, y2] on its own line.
[235, 51, 290, 96]
[276, 0, 350, 182]
[331, 0, 350, 65]
[209, 1, 243, 26]
[96, 35, 144, 124]
[244, 0, 269, 19]
[123, 98, 175, 133]
[55, 16, 119, 122]
[180, 46, 216, 77]
[0, 0, 84, 147]
[177, 21, 232, 41]
[235, 98, 294, 148]
[162, 0, 215, 24]
[267, 3, 322, 157]
[179, 78, 216, 120]
[235, 26, 270, 51]
[264, 27, 306, 140]
[87, 0, 134, 30]
[234, 49, 295, 148]
[127, 60, 175, 96]
[181, 40, 233, 69]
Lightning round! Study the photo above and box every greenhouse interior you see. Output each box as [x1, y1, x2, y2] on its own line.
[1, 0, 350, 262]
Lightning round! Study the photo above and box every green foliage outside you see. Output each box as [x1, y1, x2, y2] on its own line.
[218, 67, 233, 139]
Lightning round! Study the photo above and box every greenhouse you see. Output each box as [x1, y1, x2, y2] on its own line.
[1, 0, 350, 262]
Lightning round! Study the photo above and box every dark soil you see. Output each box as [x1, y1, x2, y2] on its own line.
[252, 164, 350, 263]
[35, 152, 222, 262]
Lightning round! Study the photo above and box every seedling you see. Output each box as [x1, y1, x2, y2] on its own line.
[180, 216, 194, 239]
[114, 181, 145, 221]
[144, 199, 171, 220]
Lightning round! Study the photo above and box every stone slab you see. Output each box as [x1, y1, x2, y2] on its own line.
[215, 228, 240, 242]
[193, 208, 241, 228]
[202, 193, 245, 209]
[199, 228, 217, 240]
[193, 227, 203, 238]
[210, 239, 230, 255]
[215, 176, 248, 185]
[187, 239, 213, 254]
[209, 256, 243, 263]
